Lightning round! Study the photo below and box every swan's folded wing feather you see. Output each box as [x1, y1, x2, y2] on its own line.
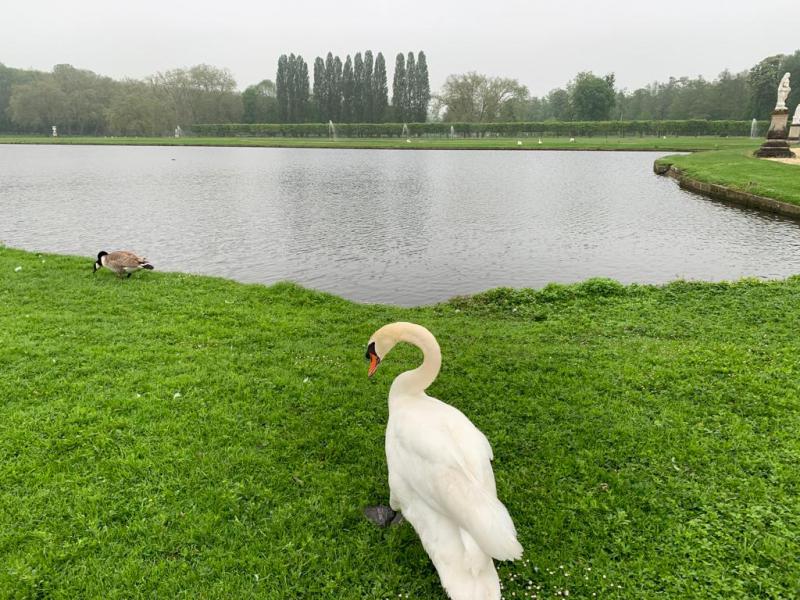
[390, 401, 521, 560]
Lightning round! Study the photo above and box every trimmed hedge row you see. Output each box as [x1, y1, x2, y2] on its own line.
[192, 120, 766, 138]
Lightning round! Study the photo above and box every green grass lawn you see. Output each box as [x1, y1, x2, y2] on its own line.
[0, 134, 760, 152]
[1, 246, 799, 598]
[656, 147, 800, 206]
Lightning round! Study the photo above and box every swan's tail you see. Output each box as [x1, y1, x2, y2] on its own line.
[460, 492, 523, 561]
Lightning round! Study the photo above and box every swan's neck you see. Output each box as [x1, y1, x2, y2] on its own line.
[389, 324, 441, 399]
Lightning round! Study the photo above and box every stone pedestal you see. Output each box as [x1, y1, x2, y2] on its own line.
[789, 124, 800, 142]
[755, 109, 795, 157]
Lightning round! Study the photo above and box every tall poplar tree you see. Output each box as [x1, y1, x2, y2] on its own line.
[313, 56, 326, 121]
[414, 51, 430, 122]
[296, 56, 309, 122]
[341, 55, 354, 122]
[331, 55, 343, 121]
[392, 53, 406, 122]
[353, 52, 364, 122]
[405, 52, 416, 122]
[276, 54, 289, 122]
[373, 52, 388, 122]
[288, 54, 298, 122]
[363, 50, 374, 122]
[324, 52, 335, 122]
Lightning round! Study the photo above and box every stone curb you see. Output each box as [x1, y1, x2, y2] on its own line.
[653, 161, 800, 219]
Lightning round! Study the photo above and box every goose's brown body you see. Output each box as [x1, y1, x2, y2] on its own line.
[95, 251, 154, 277]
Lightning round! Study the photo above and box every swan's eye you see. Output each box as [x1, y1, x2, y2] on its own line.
[365, 341, 377, 361]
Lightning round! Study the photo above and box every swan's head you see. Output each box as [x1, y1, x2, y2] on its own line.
[93, 251, 108, 273]
[365, 323, 404, 377]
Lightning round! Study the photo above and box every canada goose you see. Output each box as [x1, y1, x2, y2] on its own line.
[93, 251, 154, 278]
[365, 322, 522, 600]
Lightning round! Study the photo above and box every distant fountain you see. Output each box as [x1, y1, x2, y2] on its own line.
[750, 118, 758, 138]
[449, 125, 455, 139]
[51, 125, 58, 137]
[402, 123, 409, 138]
[174, 125, 183, 138]
[328, 120, 337, 140]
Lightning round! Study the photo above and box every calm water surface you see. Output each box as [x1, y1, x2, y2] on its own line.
[2, 144, 800, 305]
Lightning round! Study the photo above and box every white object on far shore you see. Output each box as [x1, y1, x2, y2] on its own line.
[776, 72, 791, 110]
[14, 266, 22, 272]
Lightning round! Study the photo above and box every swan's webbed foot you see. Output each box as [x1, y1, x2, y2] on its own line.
[364, 505, 405, 527]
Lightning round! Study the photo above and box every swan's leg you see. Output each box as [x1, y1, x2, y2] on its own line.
[364, 505, 405, 527]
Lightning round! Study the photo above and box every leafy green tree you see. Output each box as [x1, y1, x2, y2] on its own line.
[373, 52, 388, 122]
[437, 72, 528, 122]
[392, 53, 407, 122]
[242, 79, 278, 123]
[150, 64, 241, 128]
[9, 79, 67, 132]
[747, 55, 783, 119]
[546, 88, 571, 120]
[405, 52, 416, 122]
[106, 79, 173, 135]
[779, 50, 800, 118]
[353, 52, 364, 122]
[569, 72, 616, 120]
[413, 51, 430, 122]
[0, 63, 39, 131]
[341, 55, 355, 122]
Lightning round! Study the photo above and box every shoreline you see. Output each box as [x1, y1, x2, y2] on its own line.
[0, 134, 758, 153]
[3, 244, 798, 307]
[654, 149, 800, 217]
[655, 162, 800, 219]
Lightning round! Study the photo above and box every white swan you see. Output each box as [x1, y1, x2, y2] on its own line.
[365, 322, 522, 600]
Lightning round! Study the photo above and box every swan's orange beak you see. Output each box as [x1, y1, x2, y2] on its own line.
[368, 353, 380, 377]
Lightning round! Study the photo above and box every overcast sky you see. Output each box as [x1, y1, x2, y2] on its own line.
[2, 0, 797, 96]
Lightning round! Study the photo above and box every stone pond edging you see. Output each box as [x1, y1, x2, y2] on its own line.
[653, 161, 800, 219]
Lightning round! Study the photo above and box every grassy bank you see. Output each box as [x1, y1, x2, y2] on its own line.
[656, 147, 800, 206]
[1, 246, 798, 598]
[0, 134, 760, 152]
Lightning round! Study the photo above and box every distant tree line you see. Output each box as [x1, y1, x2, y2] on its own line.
[0, 62, 242, 135]
[1, 48, 797, 134]
[436, 50, 800, 123]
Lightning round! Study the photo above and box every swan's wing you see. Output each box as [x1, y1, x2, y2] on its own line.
[389, 399, 521, 560]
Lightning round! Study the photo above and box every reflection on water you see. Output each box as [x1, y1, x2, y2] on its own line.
[2, 144, 800, 305]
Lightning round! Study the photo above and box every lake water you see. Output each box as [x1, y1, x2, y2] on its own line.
[2, 144, 800, 305]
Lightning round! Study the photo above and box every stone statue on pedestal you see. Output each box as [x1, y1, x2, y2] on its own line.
[756, 73, 796, 157]
[788, 104, 800, 141]
[776, 73, 791, 110]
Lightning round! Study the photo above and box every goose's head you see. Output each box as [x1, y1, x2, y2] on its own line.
[93, 251, 108, 273]
[365, 323, 404, 377]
